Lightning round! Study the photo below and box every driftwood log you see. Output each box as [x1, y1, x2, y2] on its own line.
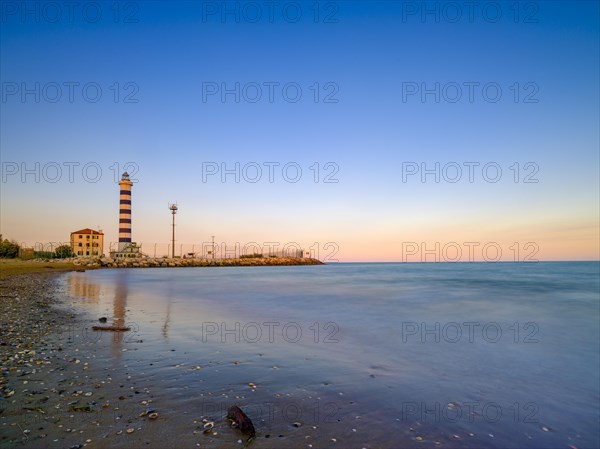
[92, 325, 130, 331]
[227, 405, 256, 437]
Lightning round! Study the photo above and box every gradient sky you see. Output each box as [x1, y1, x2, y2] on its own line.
[1, 1, 598, 261]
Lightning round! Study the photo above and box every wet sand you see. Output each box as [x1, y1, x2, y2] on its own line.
[0, 272, 112, 448]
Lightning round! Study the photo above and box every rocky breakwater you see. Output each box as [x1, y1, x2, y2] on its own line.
[73, 256, 324, 269]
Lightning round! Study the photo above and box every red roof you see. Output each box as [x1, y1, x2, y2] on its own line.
[71, 228, 104, 235]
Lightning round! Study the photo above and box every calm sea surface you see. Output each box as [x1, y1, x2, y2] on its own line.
[60, 262, 600, 449]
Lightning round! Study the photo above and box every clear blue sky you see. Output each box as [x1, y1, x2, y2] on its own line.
[1, 1, 598, 261]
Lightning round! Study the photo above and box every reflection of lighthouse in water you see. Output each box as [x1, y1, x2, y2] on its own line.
[113, 277, 127, 329]
[118, 172, 133, 251]
[110, 271, 129, 357]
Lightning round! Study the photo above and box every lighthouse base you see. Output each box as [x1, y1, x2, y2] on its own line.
[110, 242, 143, 258]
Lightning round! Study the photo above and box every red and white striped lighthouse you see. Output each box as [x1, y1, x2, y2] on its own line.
[118, 172, 133, 251]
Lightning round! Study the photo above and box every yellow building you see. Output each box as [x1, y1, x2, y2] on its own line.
[70, 228, 104, 257]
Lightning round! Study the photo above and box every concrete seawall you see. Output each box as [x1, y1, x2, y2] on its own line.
[71, 256, 324, 269]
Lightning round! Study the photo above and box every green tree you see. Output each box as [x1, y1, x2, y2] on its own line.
[0, 237, 20, 258]
[55, 245, 74, 258]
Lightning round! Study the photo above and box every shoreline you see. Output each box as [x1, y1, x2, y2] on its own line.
[0, 263, 346, 449]
[0, 271, 214, 448]
[0, 270, 232, 448]
[0, 272, 91, 448]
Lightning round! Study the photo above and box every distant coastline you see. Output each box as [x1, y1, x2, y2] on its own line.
[0, 256, 323, 278]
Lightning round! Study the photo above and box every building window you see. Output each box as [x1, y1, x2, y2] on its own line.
[86, 251, 89, 255]
[78, 243, 82, 247]
[79, 235, 82, 239]
[78, 251, 82, 255]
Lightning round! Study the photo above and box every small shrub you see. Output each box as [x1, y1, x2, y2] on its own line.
[55, 245, 74, 258]
[0, 238, 20, 258]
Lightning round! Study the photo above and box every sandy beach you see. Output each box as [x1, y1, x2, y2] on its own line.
[0, 270, 257, 449]
[0, 271, 96, 448]
[0, 269, 159, 449]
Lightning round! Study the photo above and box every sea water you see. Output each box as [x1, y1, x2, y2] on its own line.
[61, 262, 600, 448]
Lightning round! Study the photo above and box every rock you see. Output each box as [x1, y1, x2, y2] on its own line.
[227, 405, 256, 438]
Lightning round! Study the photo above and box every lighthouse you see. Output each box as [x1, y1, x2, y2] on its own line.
[118, 172, 133, 251]
[110, 172, 141, 258]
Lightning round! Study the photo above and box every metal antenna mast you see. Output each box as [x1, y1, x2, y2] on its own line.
[169, 203, 178, 258]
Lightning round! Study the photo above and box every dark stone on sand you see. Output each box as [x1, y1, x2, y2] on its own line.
[227, 405, 256, 438]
